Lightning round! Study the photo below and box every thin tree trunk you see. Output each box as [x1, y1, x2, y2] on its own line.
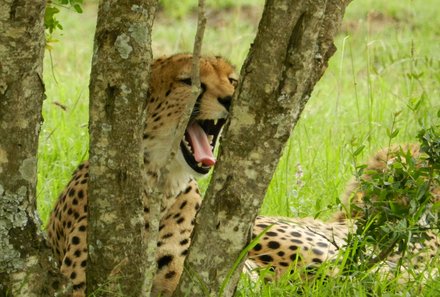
[174, 0, 351, 296]
[0, 1, 66, 296]
[86, 0, 158, 295]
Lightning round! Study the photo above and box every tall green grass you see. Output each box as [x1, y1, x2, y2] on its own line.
[261, 0, 440, 220]
[38, 0, 439, 295]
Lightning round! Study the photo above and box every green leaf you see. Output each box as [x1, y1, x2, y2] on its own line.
[44, 6, 61, 33]
[386, 128, 399, 139]
[353, 145, 365, 157]
[432, 201, 440, 212]
[392, 162, 403, 169]
[44, 0, 83, 34]
[73, 4, 83, 13]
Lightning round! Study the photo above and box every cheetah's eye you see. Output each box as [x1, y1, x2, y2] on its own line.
[229, 78, 238, 87]
[179, 78, 192, 86]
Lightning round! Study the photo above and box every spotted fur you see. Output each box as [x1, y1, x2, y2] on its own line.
[47, 54, 237, 296]
[247, 144, 439, 283]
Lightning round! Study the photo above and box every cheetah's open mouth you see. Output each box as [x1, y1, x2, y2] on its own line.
[180, 119, 226, 174]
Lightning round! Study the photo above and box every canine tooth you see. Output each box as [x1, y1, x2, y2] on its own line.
[197, 162, 202, 167]
[213, 119, 218, 125]
[208, 135, 214, 144]
[184, 140, 192, 152]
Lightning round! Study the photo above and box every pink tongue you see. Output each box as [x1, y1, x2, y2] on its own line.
[186, 123, 216, 167]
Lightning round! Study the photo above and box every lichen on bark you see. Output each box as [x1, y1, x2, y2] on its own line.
[174, 0, 352, 296]
[0, 186, 28, 273]
[0, 1, 66, 295]
[115, 33, 133, 59]
[86, 1, 159, 296]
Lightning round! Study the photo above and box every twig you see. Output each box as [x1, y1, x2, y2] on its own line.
[161, 0, 206, 165]
[306, 226, 341, 250]
[145, 1, 207, 295]
[170, 2, 207, 296]
[191, 0, 207, 99]
[367, 237, 400, 268]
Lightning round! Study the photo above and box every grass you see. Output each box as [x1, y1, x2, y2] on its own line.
[38, 0, 440, 295]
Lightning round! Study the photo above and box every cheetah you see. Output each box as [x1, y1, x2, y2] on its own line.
[47, 54, 238, 296]
[335, 144, 440, 275]
[47, 54, 328, 296]
[248, 144, 440, 283]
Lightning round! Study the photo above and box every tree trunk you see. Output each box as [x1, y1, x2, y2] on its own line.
[0, 1, 66, 296]
[174, 0, 351, 296]
[86, 0, 158, 295]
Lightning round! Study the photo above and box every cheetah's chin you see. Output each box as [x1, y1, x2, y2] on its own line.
[180, 119, 226, 174]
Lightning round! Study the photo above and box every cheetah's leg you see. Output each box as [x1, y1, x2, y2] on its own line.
[60, 216, 88, 296]
[152, 180, 202, 296]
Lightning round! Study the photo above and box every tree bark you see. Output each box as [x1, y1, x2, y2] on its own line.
[86, 0, 158, 295]
[0, 1, 66, 296]
[174, 0, 352, 296]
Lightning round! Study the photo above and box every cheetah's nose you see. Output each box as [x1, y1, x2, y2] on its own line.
[218, 96, 232, 112]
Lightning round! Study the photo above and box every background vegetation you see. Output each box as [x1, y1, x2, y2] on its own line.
[38, 0, 439, 295]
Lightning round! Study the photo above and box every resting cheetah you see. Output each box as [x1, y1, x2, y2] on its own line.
[248, 144, 440, 283]
[335, 144, 440, 275]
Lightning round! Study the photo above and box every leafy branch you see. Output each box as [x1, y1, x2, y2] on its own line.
[45, 0, 84, 33]
[344, 116, 440, 274]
